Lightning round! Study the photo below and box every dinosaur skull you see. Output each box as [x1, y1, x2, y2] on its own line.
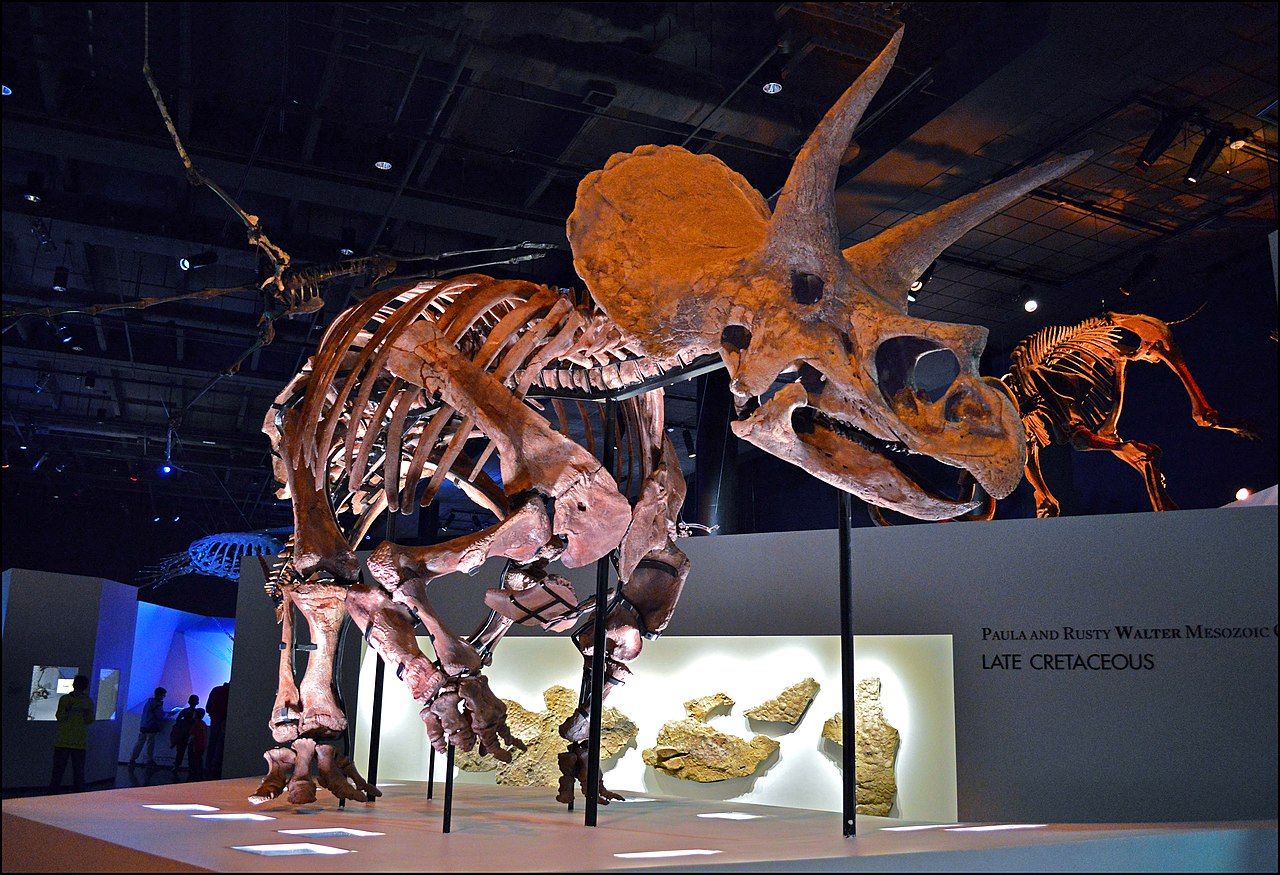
[569, 29, 1089, 520]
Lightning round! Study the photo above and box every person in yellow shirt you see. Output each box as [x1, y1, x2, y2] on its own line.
[49, 675, 95, 793]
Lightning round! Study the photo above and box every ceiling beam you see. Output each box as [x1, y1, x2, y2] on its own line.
[4, 120, 568, 245]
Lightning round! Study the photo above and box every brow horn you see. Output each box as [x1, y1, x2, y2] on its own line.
[767, 28, 903, 267]
[843, 150, 1094, 307]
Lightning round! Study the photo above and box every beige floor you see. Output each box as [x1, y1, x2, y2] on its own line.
[2, 778, 1275, 872]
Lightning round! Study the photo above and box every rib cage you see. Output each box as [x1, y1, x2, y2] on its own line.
[263, 274, 679, 577]
[1006, 314, 1134, 446]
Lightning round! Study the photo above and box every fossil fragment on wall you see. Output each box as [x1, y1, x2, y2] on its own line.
[684, 692, 735, 721]
[456, 685, 637, 788]
[822, 678, 900, 816]
[643, 718, 779, 782]
[745, 677, 820, 724]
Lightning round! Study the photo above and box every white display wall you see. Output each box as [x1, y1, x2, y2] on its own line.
[353, 634, 957, 822]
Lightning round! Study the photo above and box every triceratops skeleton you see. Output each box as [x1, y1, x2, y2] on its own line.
[252, 29, 1092, 807]
[1003, 310, 1255, 517]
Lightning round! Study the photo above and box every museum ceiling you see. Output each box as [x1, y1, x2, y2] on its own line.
[2, 2, 1276, 611]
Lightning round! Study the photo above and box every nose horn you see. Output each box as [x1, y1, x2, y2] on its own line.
[767, 28, 902, 264]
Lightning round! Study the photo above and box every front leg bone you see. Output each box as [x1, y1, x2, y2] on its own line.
[287, 738, 319, 805]
[386, 321, 630, 567]
[289, 581, 348, 738]
[270, 591, 302, 744]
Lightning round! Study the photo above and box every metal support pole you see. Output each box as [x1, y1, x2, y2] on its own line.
[366, 655, 386, 788]
[838, 490, 857, 837]
[442, 744, 456, 833]
[584, 398, 617, 827]
[427, 745, 435, 799]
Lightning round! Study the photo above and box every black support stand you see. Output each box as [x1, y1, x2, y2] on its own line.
[427, 745, 435, 799]
[583, 398, 618, 827]
[366, 655, 386, 788]
[837, 491, 857, 837]
[442, 744, 456, 833]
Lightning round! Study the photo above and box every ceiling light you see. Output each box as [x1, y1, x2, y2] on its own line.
[762, 81, 782, 95]
[153, 516, 162, 523]
[31, 452, 49, 471]
[2, 85, 11, 97]
[172, 515, 181, 523]
[24, 192, 41, 204]
[1119, 252, 1158, 296]
[55, 323, 74, 344]
[682, 428, 697, 459]
[907, 293, 917, 303]
[1185, 126, 1229, 184]
[338, 246, 355, 257]
[179, 250, 218, 271]
[52, 266, 69, 293]
[910, 261, 937, 293]
[158, 463, 173, 476]
[374, 160, 393, 171]
[1023, 299, 1039, 313]
[1235, 487, 1251, 501]
[1136, 112, 1184, 170]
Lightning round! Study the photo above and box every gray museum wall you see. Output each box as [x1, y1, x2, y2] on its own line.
[2, 570, 138, 789]
[227, 505, 1276, 822]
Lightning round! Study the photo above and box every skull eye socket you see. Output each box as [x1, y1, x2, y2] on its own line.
[791, 271, 824, 305]
[720, 325, 752, 352]
[875, 336, 961, 405]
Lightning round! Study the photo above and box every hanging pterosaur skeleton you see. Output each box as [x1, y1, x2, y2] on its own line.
[248, 27, 1096, 808]
[1003, 311, 1256, 517]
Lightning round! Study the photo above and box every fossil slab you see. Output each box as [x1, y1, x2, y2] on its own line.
[456, 685, 638, 788]
[684, 692, 735, 721]
[744, 677, 820, 724]
[642, 718, 779, 782]
[822, 677, 900, 815]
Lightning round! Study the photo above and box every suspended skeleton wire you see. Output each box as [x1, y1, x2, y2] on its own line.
[138, 531, 285, 588]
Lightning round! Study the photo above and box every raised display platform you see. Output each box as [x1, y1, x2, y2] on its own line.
[3, 779, 1275, 872]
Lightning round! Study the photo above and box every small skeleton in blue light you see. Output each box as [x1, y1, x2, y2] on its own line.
[140, 532, 284, 587]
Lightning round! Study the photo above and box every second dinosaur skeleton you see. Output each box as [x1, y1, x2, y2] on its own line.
[252, 28, 1093, 807]
[1003, 311, 1255, 517]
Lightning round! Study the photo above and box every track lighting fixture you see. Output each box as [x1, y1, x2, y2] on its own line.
[179, 250, 218, 271]
[1136, 112, 1185, 170]
[1185, 126, 1229, 184]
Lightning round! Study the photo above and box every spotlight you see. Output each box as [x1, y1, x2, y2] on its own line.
[910, 262, 937, 293]
[374, 160, 393, 171]
[52, 266, 69, 293]
[762, 81, 782, 95]
[153, 516, 161, 523]
[172, 515, 181, 523]
[55, 324, 73, 344]
[32, 452, 48, 471]
[2, 85, 11, 97]
[1119, 252, 1158, 297]
[24, 171, 46, 204]
[1235, 487, 1251, 502]
[682, 428, 697, 459]
[129, 474, 140, 483]
[54, 463, 66, 474]
[1227, 131, 1250, 151]
[1136, 112, 1184, 170]
[1185, 127, 1229, 184]
[179, 250, 218, 271]
[907, 294, 916, 303]
[1023, 298, 1039, 313]
[158, 463, 174, 476]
